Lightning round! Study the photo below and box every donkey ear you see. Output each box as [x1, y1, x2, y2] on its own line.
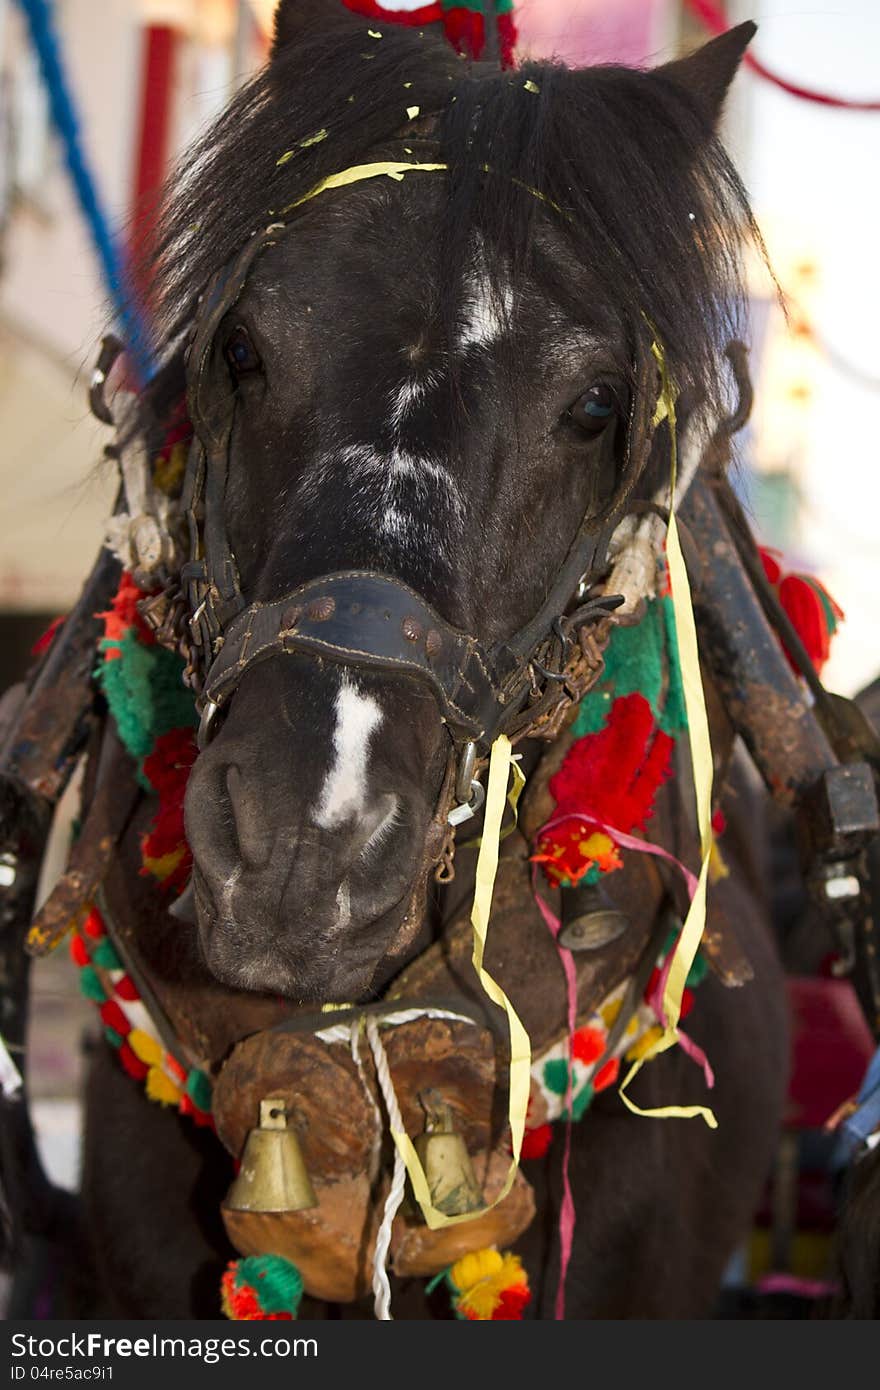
[654, 21, 756, 128]
[271, 0, 362, 57]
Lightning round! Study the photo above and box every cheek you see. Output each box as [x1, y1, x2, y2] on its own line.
[223, 421, 302, 590]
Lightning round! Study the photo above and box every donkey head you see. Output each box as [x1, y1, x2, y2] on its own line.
[162, 4, 757, 1001]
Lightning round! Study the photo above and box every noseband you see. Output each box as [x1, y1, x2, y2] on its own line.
[177, 172, 660, 805]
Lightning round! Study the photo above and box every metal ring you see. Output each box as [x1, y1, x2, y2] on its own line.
[447, 779, 485, 827]
[454, 740, 478, 805]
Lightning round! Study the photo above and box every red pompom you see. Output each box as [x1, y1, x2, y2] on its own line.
[113, 974, 140, 1002]
[442, 6, 484, 58]
[778, 574, 843, 674]
[83, 907, 106, 940]
[496, 11, 517, 68]
[572, 1025, 605, 1066]
[679, 987, 695, 1021]
[593, 1056, 620, 1092]
[69, 932, 90, 968]
[99, 999, 130, 1037]
[492, 1283, 531, 1319]
[521, 1124, 553, 1160]
[759, 548, 782, 585]
[118, 1041, 149, 1081]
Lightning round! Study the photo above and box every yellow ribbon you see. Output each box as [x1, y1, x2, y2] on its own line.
[460, 753, 525, 849]
[617, 341, 717, 1129]
[392, 735, 532, 1229]
[282, 161, 448, 215]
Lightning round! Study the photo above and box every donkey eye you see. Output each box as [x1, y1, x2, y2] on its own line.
[567, 382, 617, 435]
[224, 325, 262, 378]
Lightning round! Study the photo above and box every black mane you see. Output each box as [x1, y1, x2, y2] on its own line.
[144, 15, 763, 425]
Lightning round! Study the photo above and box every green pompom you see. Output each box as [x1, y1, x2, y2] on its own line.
[686, 953, 709, 988]
[104, 1026, 123, 1049]
[91, 938, 121, 971]
[186, 1068, 213, 1113]
[97, 629, 196, 771]
[79, 965, 107, 1003]
[233, 1255, 303, 1316]
[543, 1058, 573, 1097]
[570, 1082, 595, 1122]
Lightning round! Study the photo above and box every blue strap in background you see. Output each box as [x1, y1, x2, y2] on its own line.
[13, 0, 155, 384]
[841, 1044, 880, 1152]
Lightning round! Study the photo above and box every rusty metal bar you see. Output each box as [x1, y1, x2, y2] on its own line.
[681, 473, 838, 807]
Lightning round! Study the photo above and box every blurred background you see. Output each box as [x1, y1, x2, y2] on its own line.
[0, 0, 877, 1304]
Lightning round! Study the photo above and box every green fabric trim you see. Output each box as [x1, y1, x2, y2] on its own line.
[572, 595, 689, 740]
[572, 688, 613, 737]
[96, 630, 197, 772]
[657, 596, 687, 735]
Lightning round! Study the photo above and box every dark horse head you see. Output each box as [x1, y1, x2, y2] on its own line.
[145, 2, 760, 1002]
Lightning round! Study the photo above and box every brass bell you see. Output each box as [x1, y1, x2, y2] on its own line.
[414, 1089, 484, 1218]
[224, 1098, 318, 1214]
[558, 880, 630, 951]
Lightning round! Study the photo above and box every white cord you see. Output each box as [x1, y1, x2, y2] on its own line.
[0, 1035, 22, 1098]
[314, 1004, 475, 1045]
[365, 1016, 409, 1321]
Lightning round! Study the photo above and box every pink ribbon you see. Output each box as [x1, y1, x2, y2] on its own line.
[537, 809, 699, 900]
[535, 809, 715, 1092]
[530, 867, 577, 1321]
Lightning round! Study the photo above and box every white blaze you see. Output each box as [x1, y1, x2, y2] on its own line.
[314, 674, 383, 829]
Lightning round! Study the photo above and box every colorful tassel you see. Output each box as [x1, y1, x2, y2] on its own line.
[221, 1256, 303, 1321]
[758, 547, 843, 676]
[443, 1248, 530, 1320]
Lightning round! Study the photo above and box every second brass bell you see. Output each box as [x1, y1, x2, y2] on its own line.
[414, 1090, 484, 1217]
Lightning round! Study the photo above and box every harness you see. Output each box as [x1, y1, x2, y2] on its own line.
[172, 175, 659, 823]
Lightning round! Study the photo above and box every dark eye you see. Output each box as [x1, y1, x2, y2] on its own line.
[224, 325, 261, 378]
[568, 382, 617, 435]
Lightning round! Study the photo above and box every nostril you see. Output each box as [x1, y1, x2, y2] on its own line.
[225, 763, 275, 870]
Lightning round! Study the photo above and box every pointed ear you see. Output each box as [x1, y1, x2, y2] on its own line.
[271, 0, 363, 57]
[655, 21, 756, 128]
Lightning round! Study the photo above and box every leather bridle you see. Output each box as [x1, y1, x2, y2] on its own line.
[176, 210, 661, 818]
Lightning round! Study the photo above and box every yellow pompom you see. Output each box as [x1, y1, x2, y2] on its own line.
[142, 846, 186, 883]
[146, 1066, 182, 1106]
[451, 1249, 529, 1320]
[601, 999, 622, 1029]
[625, 1025, 664, 1062]
[128, 1028, 163, 1066]
[708, 837, 730, 884]
[450, 1248, 503, 1293]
